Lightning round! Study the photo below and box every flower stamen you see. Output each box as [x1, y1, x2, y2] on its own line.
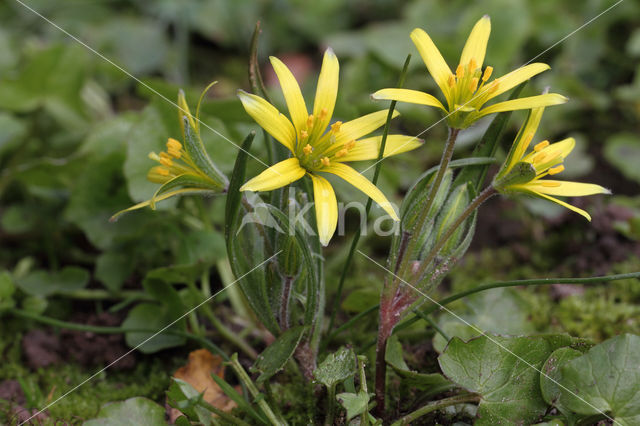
[548, 165, 565, 175]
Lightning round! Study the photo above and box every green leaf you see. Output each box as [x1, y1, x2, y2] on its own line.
[385, 335, 454, 397]
[433, 288, 535, 353]
[439, 334, 588, 426]
[225, 131, 255, 243]
[539, 347, 584, 420]
[209, 374, 267, 425]
[95, 251, 135, 292]
[252, 325, 307, 384]
[314, 346, 357, 389]
[84, 397, 167, 426]
[604, 133, 640, 184]
[15, 267, 89, 297]
[556, 334, 640, 425]
[122, 303, 186, 353]
[176, 229, 226, 266]
[0, 112, 27, 156]
[167, 378, 212, 426]
[336, 390, 371, 422]
[0, 271, 16, 310]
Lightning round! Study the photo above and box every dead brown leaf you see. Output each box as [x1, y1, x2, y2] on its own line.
[169, 349, 237, 422]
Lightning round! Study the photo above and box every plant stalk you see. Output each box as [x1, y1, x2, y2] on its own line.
[279, 275, 294, 331]
[229, 354, 285, 426]
[326, 54, 412, 340]
[409, 186, 496, 287]
[391, 393, 480, 425]
[395, 127, 460, 286]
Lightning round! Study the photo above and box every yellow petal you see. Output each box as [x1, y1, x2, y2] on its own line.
[371, 88, 445, 110]
[519, 188, 592, 221]
[323, 162, 399, 220]
[178, 89, 196, 135]
[524, 180, 611, 197]
[270, 56, 309, 135]
[410, 28, 452, 102]
[309, 174, 338, 246]
[502, 106, 545, 175]
[477, 93, 568, 117]
[337, 135, 423, 162]
[485, 63, 550, 100]
[237, 90, 296, 153]
[459, 15, 491, 70]
[240, 158, 305, 192]
[312, 48, 339, 139]
[333, 110, 399, 145]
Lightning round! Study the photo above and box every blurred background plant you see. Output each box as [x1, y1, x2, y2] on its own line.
[1, 0, 639, 423]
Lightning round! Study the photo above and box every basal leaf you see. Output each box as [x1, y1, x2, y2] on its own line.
[557, 334, 640, 426]
[439, 333, 588, 425]
[252, 325, 307, 384]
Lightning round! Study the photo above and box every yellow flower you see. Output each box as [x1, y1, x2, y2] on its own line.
[371, 16, 568, 129]
[238, 48, 423, 245]
[110, 89, 227, 221]
[493, 106, 610, 220]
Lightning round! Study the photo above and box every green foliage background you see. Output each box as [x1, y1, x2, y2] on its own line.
[0, 0, 639, 423]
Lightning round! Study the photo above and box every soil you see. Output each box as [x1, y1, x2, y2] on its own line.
[21, 311, 135, 371]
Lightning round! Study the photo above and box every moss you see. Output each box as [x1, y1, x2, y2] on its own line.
[0, 325, 178, 424]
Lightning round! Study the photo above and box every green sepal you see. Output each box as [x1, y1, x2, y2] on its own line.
[150, 173, 223, 209]
[493, 161, 536, 191]
[182, 116, 228, 188]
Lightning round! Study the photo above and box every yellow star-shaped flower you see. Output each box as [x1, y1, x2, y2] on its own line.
[238, 48, 423, 245]
[493, 106, 610, 220]
[372, 16, 568, 129]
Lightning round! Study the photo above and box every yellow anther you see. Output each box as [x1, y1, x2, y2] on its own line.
[548, 165, 565, 175]
[469, 77, 479, 92]
[448, 74, 456, 87]
[468, 59, 477, 73]
[167, 148, 182, 159]
[306, 114, 315, 129]
[482, 66, 493, 81]
[541, 181, 562, 187]
[159, 152, 173, 167]
[345, 140, 356, 150]
[534, 140, 550, 152]
[331, 121, 342, 134]
[321, 156, 330, 167]
[156, 167, 170, 176]
[319, 108, 328, 119]
[300, 130, 309, 140]
[166, 138, 182, 151]
[335, 148, 348, 158]
[303, 144, 313, 155]
[456, 64, 465, 79]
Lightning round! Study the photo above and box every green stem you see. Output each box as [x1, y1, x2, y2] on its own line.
[409, 186, 496, 287]
[56, 289, 152, 301]
[326, 384, 336, 426]
[412, 309, 449, 341]
[359, 271, 640, 351]
[327, 304, 378, 342]
[8, 308, 229, 360]
[391, 393, 480, 425]
[229, 354, 285, 426]
[185, 280, 258, 359]
[395, 127, 460, 286]
[326, 54, 412, 339]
